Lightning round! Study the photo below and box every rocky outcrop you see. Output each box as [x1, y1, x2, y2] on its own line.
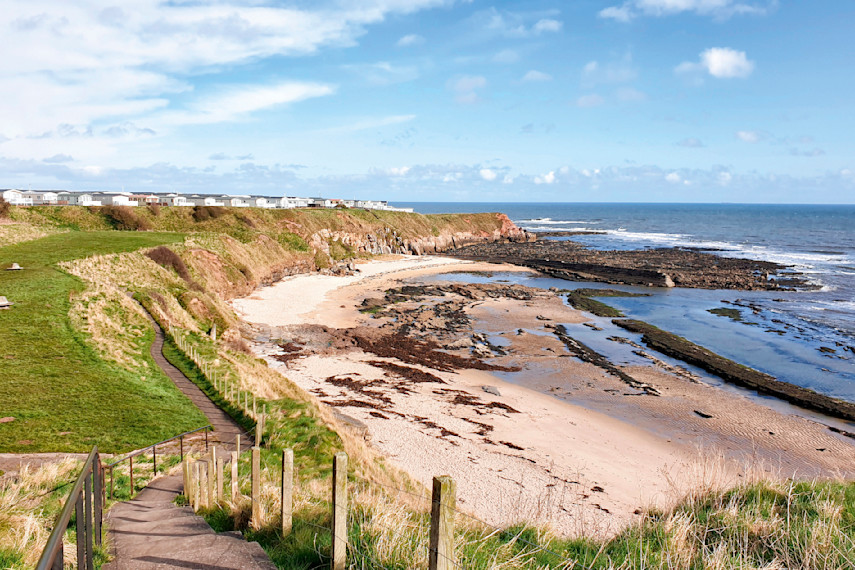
[308, 213, 534, 257]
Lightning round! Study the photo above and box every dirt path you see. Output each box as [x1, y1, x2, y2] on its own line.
[146, 313, 251, 451]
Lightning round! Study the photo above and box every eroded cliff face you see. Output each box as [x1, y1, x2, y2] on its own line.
[309, 213, 534, 257]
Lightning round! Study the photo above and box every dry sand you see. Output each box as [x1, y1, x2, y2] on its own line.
[233, 255, 855, 537]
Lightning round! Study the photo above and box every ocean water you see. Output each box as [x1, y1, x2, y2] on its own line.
[395, 203, 855, 410]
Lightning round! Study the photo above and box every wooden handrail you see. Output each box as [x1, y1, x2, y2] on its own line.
[36, 447, 102, 570]
[103, 424, 211, 468]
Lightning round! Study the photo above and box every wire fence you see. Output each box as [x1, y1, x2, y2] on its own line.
[178, 443, 594, 570]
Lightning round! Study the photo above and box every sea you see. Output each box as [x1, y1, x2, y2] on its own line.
[394, 203, 855, 422]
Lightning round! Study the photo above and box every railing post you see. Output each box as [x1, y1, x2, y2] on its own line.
[231, 450, 239, 502]
[51, 542, 63, 570]
[110, 466, 114, 500]
[153, 444, 157, 476]
[75, 495, 85, 570]
[429, 475, 457, 570]
[205, 427, 209, 451]
[180, 435, 184, 461]
[129, 455, 134, 497]
[235, 434, 241, 456]
[331, 452, 348, 570]
[84, 469, 94, 569]
[94, 454, 103, 548]
[251, 446, 262, 529]
[281, 449, 293, 536]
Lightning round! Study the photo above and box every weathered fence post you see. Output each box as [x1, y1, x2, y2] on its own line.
[200, 461, 209, 510]
[251, 446, 262, 529]
[255, 414, 264, 446]
[75, 494, 85, 570]
[193, 461, 202, 510]
[281, 449, 293, 536]
[235, 434, 241, 456]
[207, 457, 215, 508]
[429, 475, 457, 570]
[331, 452, 348, 570]
[84, 465, 93, 569]
[231, 450, 239, 502]
[216, 456, 224, 503]
[252, 395, 257, 419]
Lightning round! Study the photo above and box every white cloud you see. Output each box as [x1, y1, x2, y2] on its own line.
[386, 166, 411, 176]
[503, 174, 515, 184]
[319, 114, 417, 134]
[479, 168, 497, 181]
[474, 9, 563, 38]
[161, 82, 335, 126]
[0, 0, 449, 162]
[582, 54, 637, 87]
[448, 75, 487, 104]
[676, 47, 754, 79]
[397, 34, 425, 47]
[534, 171, 556, 184]
[493, 49, 520, 64]
[600, 0, 773, 22]
[665, 172, 682, 183]
[701, 48, 754, 78]
[736, 130, 762, 143]
[599, 6, 633, 22]
[577, 94, 605, 108]
[343, 61, 419, 85]
[521, 70, 553, 82]
[533, 19, 563, 33]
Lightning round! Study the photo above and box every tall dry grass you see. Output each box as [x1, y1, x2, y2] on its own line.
[0, 459, 81, 568]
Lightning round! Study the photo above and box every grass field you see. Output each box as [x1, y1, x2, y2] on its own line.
[0, 232, 207, 453]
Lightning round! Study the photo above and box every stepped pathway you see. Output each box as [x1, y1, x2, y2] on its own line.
[103, 475, 275, 569]
[146, 316, 250, 449]
[104, 317, 271, 568]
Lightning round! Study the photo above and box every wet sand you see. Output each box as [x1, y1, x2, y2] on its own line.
[232, 255, 855, 537]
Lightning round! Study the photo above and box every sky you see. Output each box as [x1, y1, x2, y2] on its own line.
[1, 0, 854, 203]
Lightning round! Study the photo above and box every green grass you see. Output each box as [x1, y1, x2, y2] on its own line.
[198, 476, 855, 569]
[0, 231, 207, 453]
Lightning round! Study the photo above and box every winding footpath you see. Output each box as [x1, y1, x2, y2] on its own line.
[104, 318, 273, 569]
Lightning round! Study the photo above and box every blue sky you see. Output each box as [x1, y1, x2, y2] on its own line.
[1, 0, 853, 203]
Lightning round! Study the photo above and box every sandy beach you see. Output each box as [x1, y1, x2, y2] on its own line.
[232, 255, 855, 537]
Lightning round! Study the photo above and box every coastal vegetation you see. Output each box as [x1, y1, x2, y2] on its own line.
[1, 205, 852, 568]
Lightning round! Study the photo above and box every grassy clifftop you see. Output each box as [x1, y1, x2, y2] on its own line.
[8, 205, 509, 245]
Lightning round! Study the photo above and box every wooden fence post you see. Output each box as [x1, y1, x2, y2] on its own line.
[192, 461, 201, 510]
[251, 446, 262, 529]
[331, 452, 348, 570]
[281, 449, 293, 536]
[252, 395, 257, 419]
[235, 434, 241, 457]
[255, 414, 264, 446]
[216, 456, 224, 503]
[429, 475, 456, 570]
[207, 458, 215, 508]
[231, 451, 239, 502]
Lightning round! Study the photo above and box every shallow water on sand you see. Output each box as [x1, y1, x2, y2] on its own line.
[416, 270, 855, 434]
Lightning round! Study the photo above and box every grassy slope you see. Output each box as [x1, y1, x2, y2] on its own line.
[0, 232, 207, 453]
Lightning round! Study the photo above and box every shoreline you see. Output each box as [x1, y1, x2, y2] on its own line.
[232, 255, 855, 537]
